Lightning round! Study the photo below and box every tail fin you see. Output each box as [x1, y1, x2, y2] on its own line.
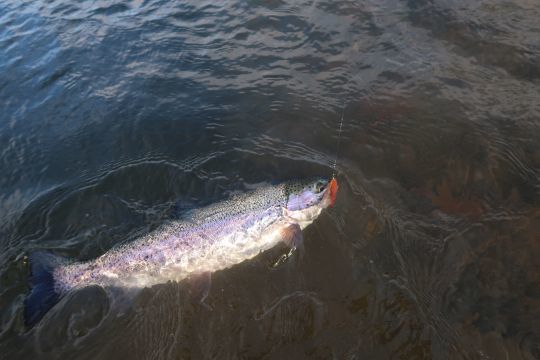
[24, 251, 67, 326]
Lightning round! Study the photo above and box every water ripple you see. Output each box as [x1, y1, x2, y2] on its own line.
[1, 0, 540, 358]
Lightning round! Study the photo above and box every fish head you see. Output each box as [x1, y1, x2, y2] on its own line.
[283, 177, 338, 226]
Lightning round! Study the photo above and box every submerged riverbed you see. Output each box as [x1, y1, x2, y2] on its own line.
[1, 0, 539, 359]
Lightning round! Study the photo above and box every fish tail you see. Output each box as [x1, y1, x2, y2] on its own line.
[24, 251, 67, 326]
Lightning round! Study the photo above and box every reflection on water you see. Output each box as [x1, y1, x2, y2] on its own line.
[1, 0, 539, 358]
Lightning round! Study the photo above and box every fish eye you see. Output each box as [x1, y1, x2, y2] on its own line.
[314, 180, 327, 193]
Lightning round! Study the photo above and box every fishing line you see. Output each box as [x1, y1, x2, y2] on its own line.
[331, 106, 345, 179]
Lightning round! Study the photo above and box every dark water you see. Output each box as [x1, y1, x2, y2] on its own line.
[1, 0, 540, 358]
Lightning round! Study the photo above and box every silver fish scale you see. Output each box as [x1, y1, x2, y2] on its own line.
[53, 185, 292, 293]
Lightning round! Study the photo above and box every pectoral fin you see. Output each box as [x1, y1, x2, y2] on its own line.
[280, 223, 304, 260]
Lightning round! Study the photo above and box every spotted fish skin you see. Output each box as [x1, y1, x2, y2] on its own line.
[24, 178, 336, 325]
[54, 206, 283, 293]
[53, 178, 334, 293]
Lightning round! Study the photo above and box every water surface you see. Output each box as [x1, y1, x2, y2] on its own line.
[1, 0, 539, 359]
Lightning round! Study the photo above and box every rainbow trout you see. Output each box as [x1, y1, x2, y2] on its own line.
[24, 178, 338, 325]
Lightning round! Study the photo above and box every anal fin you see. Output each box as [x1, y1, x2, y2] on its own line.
[187, 272, 212, 310]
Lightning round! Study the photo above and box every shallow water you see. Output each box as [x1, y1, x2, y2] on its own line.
[1, 0, 539, 359]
